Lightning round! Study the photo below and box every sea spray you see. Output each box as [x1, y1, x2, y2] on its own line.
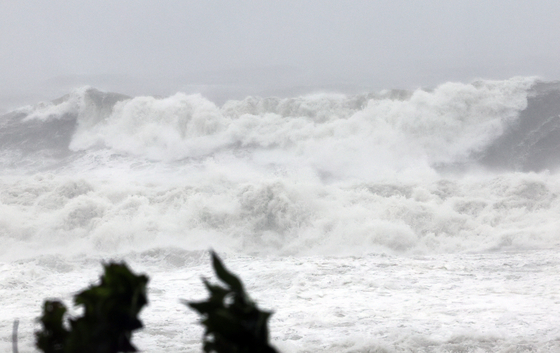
[2, 77, 560, 352]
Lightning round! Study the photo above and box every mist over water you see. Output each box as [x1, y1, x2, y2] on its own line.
[2, 77, 560, 352]
[2, 76, 559, 255]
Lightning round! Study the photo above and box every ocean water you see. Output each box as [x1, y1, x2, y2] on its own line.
[1, 77, 560, 352]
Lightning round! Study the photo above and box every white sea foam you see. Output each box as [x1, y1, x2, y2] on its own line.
[1, 77, 559, 352]
[1, 167, 559, 261]
[60, 77, 534, 173]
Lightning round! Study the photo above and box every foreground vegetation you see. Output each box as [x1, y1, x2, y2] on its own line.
[33, 251, 276, 353]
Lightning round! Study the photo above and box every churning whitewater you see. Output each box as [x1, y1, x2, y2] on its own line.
[1, 77, 560, 352]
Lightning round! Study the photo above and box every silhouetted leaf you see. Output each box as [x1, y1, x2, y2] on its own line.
[186, 251, 278, 353]
[35, 301, 69, 353]
[211, 250, 244, 293]
[35, 262, 148, 353]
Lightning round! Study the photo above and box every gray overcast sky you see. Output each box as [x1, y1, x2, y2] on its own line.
[1, 1, 560, 100]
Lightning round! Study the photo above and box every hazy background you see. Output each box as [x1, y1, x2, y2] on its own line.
[1, 0, 559, 111]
